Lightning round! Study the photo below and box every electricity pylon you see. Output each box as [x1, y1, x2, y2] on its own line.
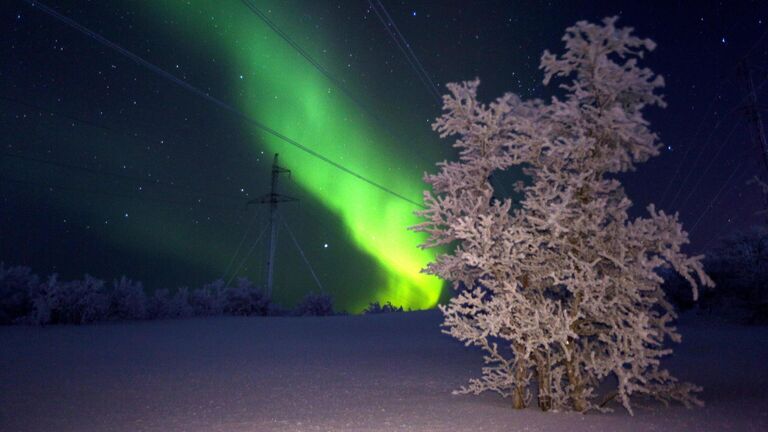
[248, 153, 297, 297]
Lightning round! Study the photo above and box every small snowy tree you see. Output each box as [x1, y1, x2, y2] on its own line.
[190, 279, 225, 316]
[147, 288, 172, 319]
[294, 292, 335, 316]
[222, 277, 272, 316]
[167, 287, 194, 318]
[703, 227, 768, 323]
[413, 17, 713, 414]
[0, 264, 38, 324]
[110, 276, 147, 320]
[26, 274, 110, 324]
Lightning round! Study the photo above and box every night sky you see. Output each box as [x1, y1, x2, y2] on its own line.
[1, 0, 767, 312]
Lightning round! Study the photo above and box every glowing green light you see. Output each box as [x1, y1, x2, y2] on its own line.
[143, 0, 443, 311]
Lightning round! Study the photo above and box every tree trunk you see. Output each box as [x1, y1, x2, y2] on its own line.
[535, 349, 553, 411]
[565, 350, 587, 412]
[512, 385, 527, 409]
[512, 344, 529, 409]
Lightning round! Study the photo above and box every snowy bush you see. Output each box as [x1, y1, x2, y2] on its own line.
[703, 228, 768, 323]
[109, 276, 147, 320]
[24, 274, 58, 325]
[663, 228, 768, 324]
[190, 279, 225, 316]
[56, 275, 111, 324]
[26, 274, 110, 325]
[362, 301, 404, 314]
[413, 17, 713, 414]
[166, 287, 195, 318]
[146, 288, 172, 319]
[0, 264, 38, 324]
[222, 277, 272, 316]
[1, 267, 291, 323]
[294, 293, 335, 316]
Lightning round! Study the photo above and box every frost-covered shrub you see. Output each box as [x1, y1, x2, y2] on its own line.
[703, 229, 768, 323]
[190, 279, 225, 316]
[294, 293, 335, 316]
[56, 275, 110, 324]
[25, 274, 60, 325]
[26, 274, 110, 325]
[166, 287, 194, 318]
[664, 228, 768, 324]
[109, 276, 147, 320]
[413, 17, 712, 414]
[363, 301, 404, 314]
[222, 277, 272, 316]
[147, 288, 172, 319]
[0, 264, 38, 324]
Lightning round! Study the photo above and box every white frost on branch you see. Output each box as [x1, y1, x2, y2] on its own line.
[412, 17, 714, 414]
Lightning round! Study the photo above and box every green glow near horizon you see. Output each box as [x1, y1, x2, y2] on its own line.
[146, 0, 442, 311]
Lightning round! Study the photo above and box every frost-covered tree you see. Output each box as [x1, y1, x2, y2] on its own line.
[0, 264, 38, 324]
[190, 279, 226, 316]
[110, 276, 147, 320]
[294, 292, 335, 316]
[222, 277, 272, 316]
[413, 17, 713, 414]
[701, 227, 768, 323]
[166, 286, 194, 318]
[147, 288, 172, 319]
[362, 301, 404, 314]
[26, 274, 110, 325]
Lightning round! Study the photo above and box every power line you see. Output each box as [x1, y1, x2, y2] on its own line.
[239, 0, 379, 120]
[665, 110, 739, 207]
[367, 0, 442, 105]
[658, 88, 723, 206]
[280, 214, 324, 293]
[659, 25, 768, 207]
[373, 0, 442, 101]
[237, 0, 435, 157]
[660, 78, 768, 209]
[22, 0, 425, 209]
[741, 23, 768, 60]
[688, 156, 757, 235]
[224, 224, 270, 290]
[738, 59, 768, 177]
[221, 210, 261, 284]
[673, 24, 768, 234]
[663, 73, 767, 212]
[676, 120, 742, 211]
[662, 76, 768, 209]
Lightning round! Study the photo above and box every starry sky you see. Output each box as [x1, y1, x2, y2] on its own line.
[1, 0, 767, 312]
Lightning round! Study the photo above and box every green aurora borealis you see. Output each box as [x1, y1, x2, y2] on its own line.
[143, 0, 444, 310]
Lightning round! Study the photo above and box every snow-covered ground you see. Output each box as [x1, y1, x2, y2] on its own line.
[0, 311, 766, 431]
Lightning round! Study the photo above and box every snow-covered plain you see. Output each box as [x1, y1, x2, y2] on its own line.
[1, 310, 766, 431]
